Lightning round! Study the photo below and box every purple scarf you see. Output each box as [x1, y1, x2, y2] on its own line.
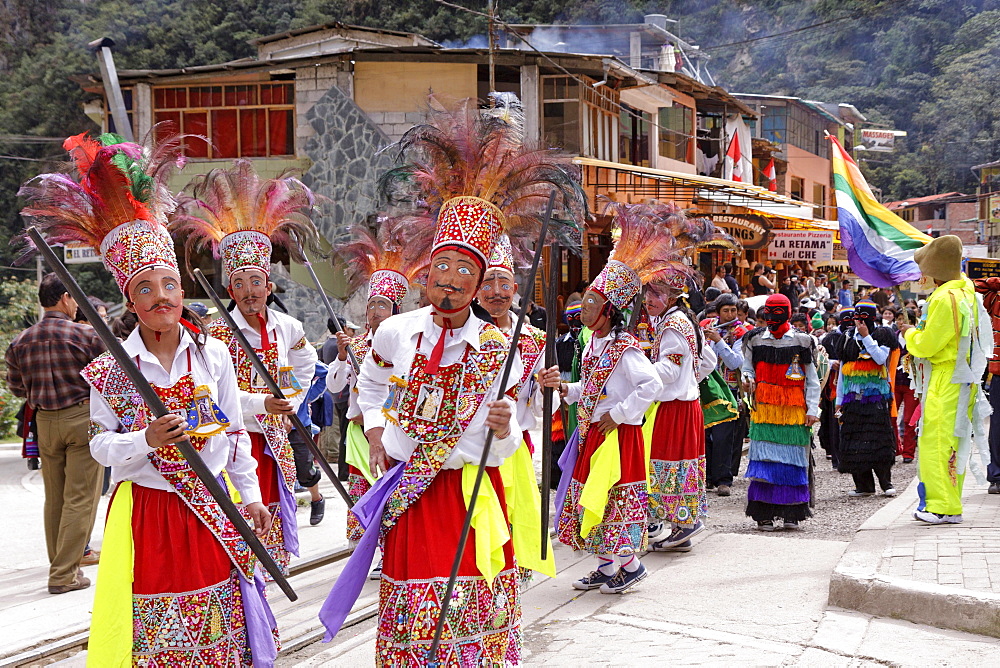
[318, 462, 406, 640]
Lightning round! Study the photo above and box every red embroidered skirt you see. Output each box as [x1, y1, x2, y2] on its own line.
[250, 432, 289, 574]
[557, 423, 648, 555]
[130, 484, 250, 665]
[378, 467, 521, 667]
[648, 399, 707, 526]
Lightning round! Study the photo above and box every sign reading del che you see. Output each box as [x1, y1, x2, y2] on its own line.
[704, 214, 772, 250]
[767, 230, 834, 262]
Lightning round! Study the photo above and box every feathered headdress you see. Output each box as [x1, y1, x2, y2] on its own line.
[172, 158, 320, 283]
[590, 200, 688, 310]
[647, 201, 739, 293]
[18, 131, 185, 294]
[378, 97, 587, 269]
[336, 214, 434, 306]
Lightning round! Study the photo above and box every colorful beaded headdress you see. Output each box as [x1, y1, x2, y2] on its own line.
[589, 200, 692, 310]
[336, 215, 434, 307]
[172, 158, 320, 283]
[853, 298, 879, 323]
[378, 97, 587, 271]
[18, 132, 185, 295]
[647, 201, 738, 296]
[486, 234, 516, 276]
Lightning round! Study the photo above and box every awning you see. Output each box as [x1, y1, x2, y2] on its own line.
[574, 157, 818, 223]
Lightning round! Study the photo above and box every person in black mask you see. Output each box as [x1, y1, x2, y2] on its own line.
[818, 308, 854, 469]
[741, 294, 820, 531]
[835, 299, 899, 498]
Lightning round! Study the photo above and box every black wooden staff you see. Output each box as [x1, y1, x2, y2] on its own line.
[427, 190, 556, 662]
[540, 241, 560, 560]
[295, 242, 362, 375]
[26, 227, 298, 601]
[192, 268, 353, 508]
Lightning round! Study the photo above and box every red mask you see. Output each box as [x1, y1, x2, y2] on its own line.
[762, 294, 792, 337]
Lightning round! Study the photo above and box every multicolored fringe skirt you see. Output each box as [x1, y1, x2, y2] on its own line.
[838, 359, 896, 473]
[379, 467, 521, 667]
[250, 432, 291, 575]
[745, 355, 812, 523]
[88, 482, 274, 667]
[557, 424, 648, 555]
[648, 399, 707, 526]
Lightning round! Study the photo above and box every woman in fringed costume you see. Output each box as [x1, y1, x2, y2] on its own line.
[20, 133, 278, 665]
[173, 160, 320, 578]
[327, 216, 432, 566]
[318, 98, 586, 666]
[837, 298, 900, 497]
[541, 201, 665, 594]
[741, 294, 820, 531]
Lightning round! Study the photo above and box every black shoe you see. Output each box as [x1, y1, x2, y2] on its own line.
[989, 482, 1000, 495]
[573, 569, 617, 590]
[599, 564, 647, 594]
[310, 496, 326, 525]
[903, 458, 913, 464]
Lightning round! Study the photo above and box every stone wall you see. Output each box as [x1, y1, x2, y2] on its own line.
[279, 81, 399, 340]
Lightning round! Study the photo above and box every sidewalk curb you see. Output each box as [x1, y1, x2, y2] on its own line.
[828, 477, 1000, 639]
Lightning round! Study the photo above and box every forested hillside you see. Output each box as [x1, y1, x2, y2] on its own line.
[2, 0, 999, 288]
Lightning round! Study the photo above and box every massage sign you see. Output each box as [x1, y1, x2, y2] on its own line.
[767, 230, 834, 263]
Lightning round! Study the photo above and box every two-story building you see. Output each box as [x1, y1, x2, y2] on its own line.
[76, 20, 841, 332]
[886, 192, 981, 250]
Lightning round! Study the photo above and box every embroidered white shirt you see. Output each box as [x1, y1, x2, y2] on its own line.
[650, 308, 717, 402]
[564, 331, 662, 425]
[356, 306, 522, 469]
[87, 327, 262, 504]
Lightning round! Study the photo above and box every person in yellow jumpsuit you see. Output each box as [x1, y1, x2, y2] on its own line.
[899, 235, 991, 524]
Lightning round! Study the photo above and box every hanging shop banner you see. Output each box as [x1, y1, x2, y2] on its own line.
[705, 214, 772, 250]
[63, 242, 102, 264]
[966, 258, 1000, 280]
[859, 129, 896, 152]
[767, 230, 834, 263]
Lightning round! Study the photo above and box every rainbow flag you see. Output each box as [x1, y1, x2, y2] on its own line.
[829, 135, 931, 287]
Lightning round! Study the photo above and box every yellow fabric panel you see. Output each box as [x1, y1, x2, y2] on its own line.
[346, 421, 375, 484]
[580, 428, 621, 538]
[498, 443, 556, 578]
[87, 481, 134, 668]
[462, 464, 511, 588]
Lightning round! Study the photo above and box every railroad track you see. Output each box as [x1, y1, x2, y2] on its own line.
[1, 546, 363, 668]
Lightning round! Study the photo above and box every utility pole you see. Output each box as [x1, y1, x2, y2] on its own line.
[487, 0, 496, 93]
[88, 37, 134, 142]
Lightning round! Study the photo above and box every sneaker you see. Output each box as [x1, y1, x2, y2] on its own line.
[368, 558, 383, 580]
[647, 522, 668, 541]
[599, 564, 647, 594]
[49, 575, 91, 595]
[783, 520, 800, 530]
[650, 539, 692, 553]
[80, 550, 100, 567]
[913, 510, 947, 524]
[989, 482, 1000, 495]
[309, 496, 325, 526]
[882, 488, 897, 497]
[573, 569, 617, 591]
[848, 490, 875, 497]
[902, 458, 914, 464]
[757, 520, 775, 532]
[716, 485, 731, 497]
[944, 514, 964, 524]
[651, 521, 704, 550]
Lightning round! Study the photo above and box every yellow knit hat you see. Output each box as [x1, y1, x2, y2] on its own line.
[913, 234, 963, 283]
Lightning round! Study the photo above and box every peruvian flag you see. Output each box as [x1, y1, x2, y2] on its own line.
[764, 158, 777, 192]
[726, 132, 743, 182]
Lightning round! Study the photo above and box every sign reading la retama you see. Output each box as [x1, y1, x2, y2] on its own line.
[767, 230, 834, 262]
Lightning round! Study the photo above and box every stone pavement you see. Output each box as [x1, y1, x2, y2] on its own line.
[283, 530, 999, 666]
[830, 473, 1000, 638]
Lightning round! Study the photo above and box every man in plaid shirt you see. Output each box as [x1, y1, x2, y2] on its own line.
[5, 273, 105, 593]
